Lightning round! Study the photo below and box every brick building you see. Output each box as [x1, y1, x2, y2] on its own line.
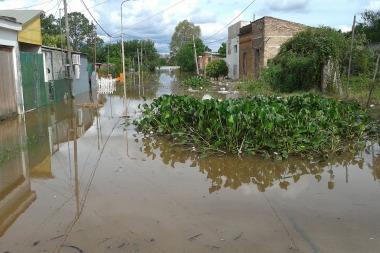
[239, 16, 305, 79]
[198, 52, 224, 73]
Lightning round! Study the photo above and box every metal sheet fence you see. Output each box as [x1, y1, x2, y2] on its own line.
[20, 52, 48, 111]
[0, 47, 17, 119]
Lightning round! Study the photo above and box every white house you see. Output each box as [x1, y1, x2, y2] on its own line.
[0, 16, 23, 120]
[226, 21, 249, 80]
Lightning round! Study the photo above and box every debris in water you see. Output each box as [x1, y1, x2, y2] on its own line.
[202, 94, 213, 100]
[188, 233, 202, 241]
[234, 232, 243, 240]
[62, 245, 84, 253]
[33, 241, 40, 246]
[118, 242, 128, 248]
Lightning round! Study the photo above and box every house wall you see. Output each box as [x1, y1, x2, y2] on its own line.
[226, 21, 249, 80]
[18, 17, 42, 46]
[239, 17, 305, 79]
[42, 48, 91, 100]
[263, 17, 305, 66]
[198, 53, 224, 72]
[0, 25, 23, 118]
[73, 55, 90, 96]
[239, 33, 253, 79]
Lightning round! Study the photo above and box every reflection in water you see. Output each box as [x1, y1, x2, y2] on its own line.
[0, 91, 101, 237]
[0, 117, 36, 236]
[140, 136, 380, 193]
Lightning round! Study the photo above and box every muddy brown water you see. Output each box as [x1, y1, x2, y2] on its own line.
[0, 69, 379, 253]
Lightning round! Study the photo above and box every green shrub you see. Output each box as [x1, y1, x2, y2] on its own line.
[268, 27, 348, 92]
[135, 94, 378, 159]
[206, 60, 228, 78]
[183, 76, 211, 88]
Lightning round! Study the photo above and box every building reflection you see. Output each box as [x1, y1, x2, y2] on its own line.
[0, 91, 100, 237]
[140, 136, 379, 193]
[0, 116, 36, 236]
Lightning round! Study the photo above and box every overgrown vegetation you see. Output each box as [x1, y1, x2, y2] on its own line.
[206, 60, 228, 79]
[134, 94, 378, 160]
[183, 76, 211, 88]
[266, 27, 349, 92]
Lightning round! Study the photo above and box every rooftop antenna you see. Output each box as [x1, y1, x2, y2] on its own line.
[253, 13, 256, 22]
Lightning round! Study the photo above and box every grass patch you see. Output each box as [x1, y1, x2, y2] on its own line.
[134, 94, 378, 160]
[182, 76, 211, 89]
[345, 75, 380, 105]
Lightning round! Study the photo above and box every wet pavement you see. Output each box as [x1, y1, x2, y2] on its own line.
[0, 69, 379, 253]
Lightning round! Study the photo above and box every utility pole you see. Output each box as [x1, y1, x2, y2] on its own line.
[107, 37, 110, 76]
[63, 0, 73, 83]
[347, 15, 356, 96]
[140, 44, 143, 86]
[121, 0, 130, 101]
[63, 0, 73, 77]
[193, 35, 199, 75]
[137, 48, 141, 87]
[58, 8, 65, 67]
[93, 27, 97, 79]
[133, 57, 136, 86]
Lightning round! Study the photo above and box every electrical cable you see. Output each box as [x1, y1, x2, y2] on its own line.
[203, 0, 257, 42]
[125, 0, 186, 28]
[14, 0, 51, 9]
[79, 0, 119, 38]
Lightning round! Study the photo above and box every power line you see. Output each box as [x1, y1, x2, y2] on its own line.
[125, 0, 186, 28]
[79, 0, 118, 38]
[14, 0, 51, 9]
[203, 0, 257, 42]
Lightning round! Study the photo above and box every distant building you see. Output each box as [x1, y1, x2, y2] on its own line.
[0, 16, 23, 120]
[239, 16, 305, 79]
[226, 21, 249, 80]
[198, 52, 224, 73]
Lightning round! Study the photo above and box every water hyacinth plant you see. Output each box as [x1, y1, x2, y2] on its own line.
[134, 94, 378, 159]
[182, 76, 211, 89]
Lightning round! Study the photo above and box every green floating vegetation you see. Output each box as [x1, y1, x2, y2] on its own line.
[182, 76, 211, 89]
[134, 94, 379, 159]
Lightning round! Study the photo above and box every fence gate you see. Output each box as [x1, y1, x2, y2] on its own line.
[0, 46, 17, 119]
[20, 52, 48, 111]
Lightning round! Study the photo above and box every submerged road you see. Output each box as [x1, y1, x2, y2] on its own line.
[0, 70, 380, 253]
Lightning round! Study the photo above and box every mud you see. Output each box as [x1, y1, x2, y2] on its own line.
[0, 69, 379, 253]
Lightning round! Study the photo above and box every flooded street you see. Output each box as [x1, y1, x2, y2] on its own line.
[0, 69, 380, 253]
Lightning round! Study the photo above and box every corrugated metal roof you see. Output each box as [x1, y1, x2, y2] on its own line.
[0, 10, 43, 26]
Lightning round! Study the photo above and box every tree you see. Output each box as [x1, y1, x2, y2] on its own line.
[176, 38, 208, 72]
[218, 43, 226, 57]
[170, 20, 201, 57]
[357, 10, 380, 43]
[41, 13, 60, 36]
[43, 34, 66, 48]
[206, 60, 228, 78]
[60, 12, 96, 51]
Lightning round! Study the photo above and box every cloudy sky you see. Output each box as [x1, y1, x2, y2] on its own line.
[0, 0, 379, 53]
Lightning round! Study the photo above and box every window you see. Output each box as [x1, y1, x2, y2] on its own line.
[234, 45, 237, 53]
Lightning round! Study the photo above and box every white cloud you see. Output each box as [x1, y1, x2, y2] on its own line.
[337, 25, 351, 32]
[267, 0, 310, 12]
[367, 0, 380, 10]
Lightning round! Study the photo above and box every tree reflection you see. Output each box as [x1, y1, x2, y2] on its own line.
[140, 136, 379, 193]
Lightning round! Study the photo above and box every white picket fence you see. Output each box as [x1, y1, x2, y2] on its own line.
[97, 77, 116, 94]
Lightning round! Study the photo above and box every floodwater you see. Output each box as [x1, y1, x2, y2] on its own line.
[0, 69, 379, 253]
